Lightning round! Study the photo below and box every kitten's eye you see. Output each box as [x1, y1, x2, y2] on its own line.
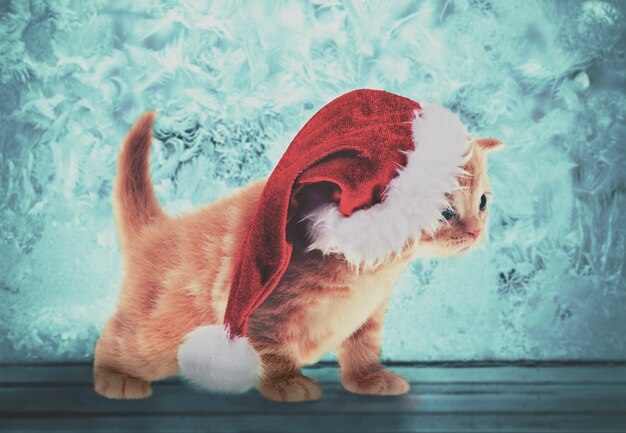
[441, 207, 455, 220]
[479, 194, 487, 211]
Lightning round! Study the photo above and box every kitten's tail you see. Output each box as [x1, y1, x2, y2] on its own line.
[113, 111, 165, 243]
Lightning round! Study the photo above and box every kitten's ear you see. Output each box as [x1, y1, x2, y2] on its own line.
[476, 138, 503, 152]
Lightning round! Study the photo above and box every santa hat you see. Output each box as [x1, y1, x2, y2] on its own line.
[177, 89, 469, 393]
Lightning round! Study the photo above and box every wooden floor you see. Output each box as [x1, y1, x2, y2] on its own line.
[1, 363, 625, 432]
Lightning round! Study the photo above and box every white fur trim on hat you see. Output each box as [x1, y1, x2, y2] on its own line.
[304, 103, 470, 270]
[177, 325, 262, 393]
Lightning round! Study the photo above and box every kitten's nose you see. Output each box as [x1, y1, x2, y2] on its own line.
[467, 228, 481, 239]
[464, 217, 481, 239]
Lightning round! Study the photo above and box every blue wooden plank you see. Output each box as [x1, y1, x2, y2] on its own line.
[2, 413, 626, 433]
[2, 365, 626, 384]
[1, 383, 626, 414]
[1, 365, 626, 432]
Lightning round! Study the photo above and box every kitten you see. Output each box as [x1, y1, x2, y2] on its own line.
[94, 112, 502, 402]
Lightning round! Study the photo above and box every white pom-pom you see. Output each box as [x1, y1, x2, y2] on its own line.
[177, 325, 262, 393]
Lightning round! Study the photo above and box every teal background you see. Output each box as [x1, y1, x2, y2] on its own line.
[0, 0, 624, 362]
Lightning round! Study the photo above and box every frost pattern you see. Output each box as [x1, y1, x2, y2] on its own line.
[1, 0, 624, 361]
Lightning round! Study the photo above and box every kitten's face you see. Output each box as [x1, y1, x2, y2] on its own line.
[415, 138, 502, 258]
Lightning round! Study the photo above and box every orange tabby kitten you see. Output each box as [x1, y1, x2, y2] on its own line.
[94, 112, 502, 402]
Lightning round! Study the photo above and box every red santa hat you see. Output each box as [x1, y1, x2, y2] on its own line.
[177, 89, 470, 393]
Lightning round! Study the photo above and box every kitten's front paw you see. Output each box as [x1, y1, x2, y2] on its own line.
[259, 375, 323, 403]
[342, 368, 410, 396]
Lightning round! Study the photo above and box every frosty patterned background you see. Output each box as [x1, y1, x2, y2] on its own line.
[0, 0, 625, 362]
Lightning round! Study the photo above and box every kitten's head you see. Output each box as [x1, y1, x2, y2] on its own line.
[415, 137, 503, 258]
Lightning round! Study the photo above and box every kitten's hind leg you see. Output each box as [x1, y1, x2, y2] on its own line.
[258, 351, 322, 403]
[94, 367, 153, 399]
[93, 316, 153, 399]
